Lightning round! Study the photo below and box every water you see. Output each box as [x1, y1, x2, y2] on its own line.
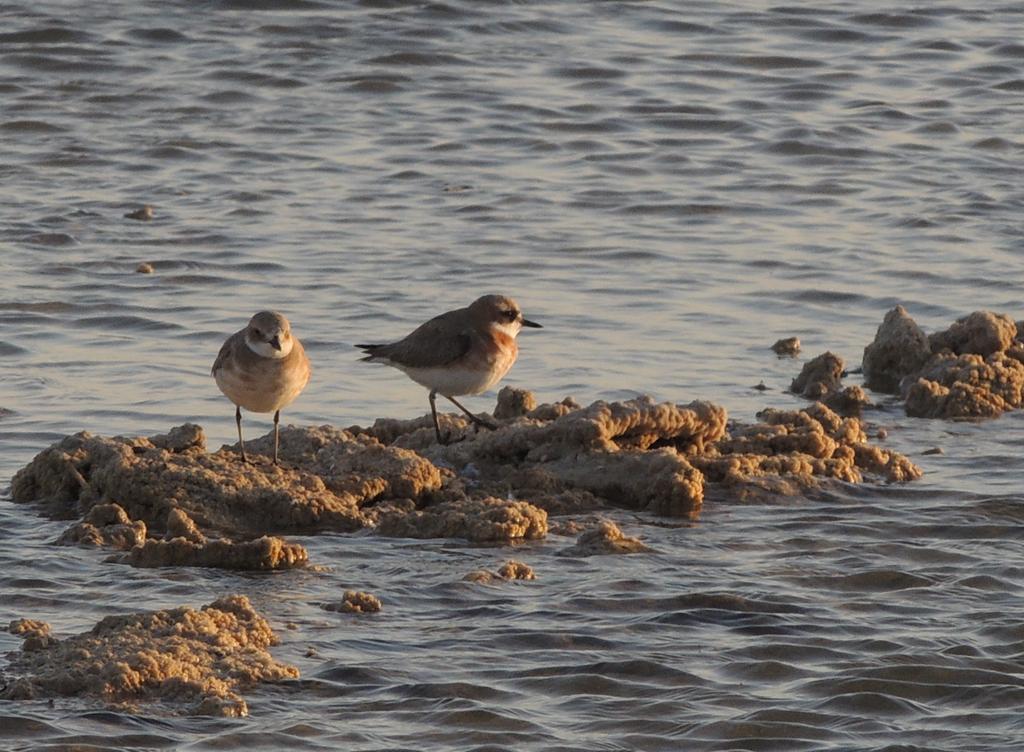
[2, 0, 1024, 748]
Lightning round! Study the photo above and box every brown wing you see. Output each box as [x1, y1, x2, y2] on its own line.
[363, 309, 472, 369]
[212, 329, 245, 376]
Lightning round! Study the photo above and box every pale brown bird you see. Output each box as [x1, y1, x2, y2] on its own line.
[357, 294, 541, 444]
[212, 311, 311, 464]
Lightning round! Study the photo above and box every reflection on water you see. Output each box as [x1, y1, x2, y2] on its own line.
[2, 0, 1024, 749]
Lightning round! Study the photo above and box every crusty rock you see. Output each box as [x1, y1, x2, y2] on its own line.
[235, 424, 445, 502]
[929, 311, 1016, 357]
[56, 503, 147, 550]
[166, 507, 205, 543]
[11, 428, 378, 536]
[558, 520, 652, 556]
[862, 306, 1024, 420]
[117, 533, 308, 570]
[0, 595, 298, 716]
[111, 508, 307, 570]
[8, 619, 57, 651]
[324, 591, 382, 614]
[863, 305, 931, 393]
[904, 352, 1024, 419]
[465, 560, 536, 583]
[497, 560, 535, 580]
[376, 497, 547, 542]
[493, 386, 537, 419]
[548, 448, 705, 517]
[822, 385, 871, 417]
[149, 423, 204, 452]
[694, 402, 921, 499]
[791, 352, 844, 399]
[771, 337, 801, 357]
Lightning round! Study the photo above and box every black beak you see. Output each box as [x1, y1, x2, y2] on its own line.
[521, 318, 542, 329]
[269, 335, 283, 351]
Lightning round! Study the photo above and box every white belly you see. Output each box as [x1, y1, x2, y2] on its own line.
[215, 364, 306, 413]
[399, 363, 509, 396]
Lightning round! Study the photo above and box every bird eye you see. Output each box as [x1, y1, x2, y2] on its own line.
[505, 310, 517, 320]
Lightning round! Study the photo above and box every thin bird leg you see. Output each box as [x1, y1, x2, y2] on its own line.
[235, 405, 248, 462]
[273, 409, 281, 465]
[444, 394, 498, 430]
[429, 390, 450, 445]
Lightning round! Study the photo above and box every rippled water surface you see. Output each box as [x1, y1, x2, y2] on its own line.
[2, 1, 1024, 749]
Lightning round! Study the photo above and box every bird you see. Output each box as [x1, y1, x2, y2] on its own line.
[212, 311, 311, 464]
[357, 294, 542, 445]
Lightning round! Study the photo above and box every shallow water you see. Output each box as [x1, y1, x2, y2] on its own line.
[2, 1, 1024, 749]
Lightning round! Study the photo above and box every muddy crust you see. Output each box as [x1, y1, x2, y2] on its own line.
[1, 595, 297, 717]
[10, 391, 919, 569]
[863, 307, 1024, 419]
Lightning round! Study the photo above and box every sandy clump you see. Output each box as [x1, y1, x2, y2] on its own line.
[0, 595, 297, 717]
[694, 402, 921, 500]
[374, 496, 548, 542]
[904, 352, 1024, 419]
[928, 310, 1017, 357]
[558, 521, 652, 556]
[821, 385, 871, 418]
[863, 307, 1024, 419]
[493, 386, 537, 419]
[115, 509, 308, 570]
[324, 591, 382, 614]
[862, 305, 932, 393]
[57, 503, 147, 550]
[10, 423, 447, 566]
[771, 337, 801, 357]
[124, 205, 154, 221]
[787, 354, 871, 417]
[465, 560, 536, 583]
[791, 351, 845, 399]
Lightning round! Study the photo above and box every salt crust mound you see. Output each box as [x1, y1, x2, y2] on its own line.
[789, 353, 871, 417]
[373, 496, 548, 542]
[464, 560, 536, 583]
[324, 591, 382, 614]
[863, 305, 932, 393]
[11, 390, 919, 565]
[863, 307, 1024, 419]
[558, 520, 652, 556]
[57, 502, 146, 550]
[791, 351, 844, 399]
[0, 595, 297, 717]
[771, 337, 801, 357]
[115, 508, 308, 570]
[695, 402, 920, 500]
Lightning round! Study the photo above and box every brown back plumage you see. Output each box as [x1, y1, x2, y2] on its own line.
[358, 307, 473, 368]
[357, 295, 533, 369]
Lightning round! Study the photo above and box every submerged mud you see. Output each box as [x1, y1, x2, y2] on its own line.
[10, 390, 919, 570]
[464, 560, 537, 583]
[558, 520, 652, 557]
[0, 595, 297, 717]
[323, 591, 383, 614]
